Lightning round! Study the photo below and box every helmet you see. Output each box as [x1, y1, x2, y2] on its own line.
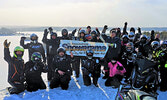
[151, 41, 160, 50]
[61, 29, 68, 36]
[30, 33, 38, 41]
[122, 35, 129, 39]
[91, 30, 97, 37]
[31, 52, 42, 63]
[86, 49, 94, 59]
[57, 47, 66, 54]
[14, 46, 24, 60]
[130, 27, 135, 33]
[51, 32, 57, 39]
[140, 35, 147, 43]
[79, 30, 86, 34]
[126, 42, 134, 53]
[128, 32, 135, 41]
[161, 40, 167, 51]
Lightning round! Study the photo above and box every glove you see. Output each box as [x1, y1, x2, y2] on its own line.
[104, 25, 108, 29]
[21, 37, 26, 40]
[117, 66, 123, 71]
[108, 43, 117, 48]
[72, 29, 77, 35]
[44, 29, 49, 35]
[4, 39, 11, 48]
[125, 22, 128, 26]
[20, 76, 25, 83]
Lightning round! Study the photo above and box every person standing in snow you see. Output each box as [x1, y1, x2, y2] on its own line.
[25, 52, 46, 92]
[4, 40, 25, 94]
[42, 28, 60, 81]
[20, 33, 46, 63]
[50, 47, 74, 90]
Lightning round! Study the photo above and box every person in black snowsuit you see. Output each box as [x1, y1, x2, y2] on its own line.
[20, 33, 46, 63]
[158, 41, 167, 91]
[4, 40, 25, 94]
[81, 49, 101, 87]
[121, 42, 137, 81]
[60, 29, 70, 40]
[42, 29, 60, 81]
[50, 47, 74, 90]
[101, 28, 121, 79]
[25, 52, 46, 92]
[120, 35, 129, 58]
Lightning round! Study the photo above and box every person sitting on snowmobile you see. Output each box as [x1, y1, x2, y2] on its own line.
[81, 49, 101, 87]
[105, 58, 126, 88]
[4, 40, 25, 94]
[20, 33, 46, 63]
[25, 52, 46, 92]
[49, 47, 74, 90]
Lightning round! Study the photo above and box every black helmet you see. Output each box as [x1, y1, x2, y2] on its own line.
[62, 29, 68, 36]
[151, 41, 160, 50]
[86, 49, 94, 59]
[130, 27, 135, 33]
[31, 52, 42, 63]
[51, 32, 57, 39]
[57, 47, 66, 54]
[91, 30, 97, 37]
[122, 35, 129, 39]
[126, 42, 134, 53]
[87, 26, 91, 29]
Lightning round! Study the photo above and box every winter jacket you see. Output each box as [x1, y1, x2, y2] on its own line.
[52, 55, 73, 76]
[25, 61, 45, 83]
[20, 40, 46, 62]
[102, 34, 121, 59]
[4, 48, 25, 83]
[108, 61, 126, 77]
[42, 34, 60, 56]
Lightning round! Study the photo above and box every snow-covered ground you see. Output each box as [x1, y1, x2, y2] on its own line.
[0, 32, 167, 100]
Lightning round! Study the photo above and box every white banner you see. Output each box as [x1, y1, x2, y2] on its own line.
[60, 40, 109, 58]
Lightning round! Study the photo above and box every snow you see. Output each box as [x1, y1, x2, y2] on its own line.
[0, 32, 167, 100]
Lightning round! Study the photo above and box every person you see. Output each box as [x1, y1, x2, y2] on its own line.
[101, 29, 121, 79]
[105, 58, 126, 88]
[121, 42, 137, 81]
[20, 33, 46, 63]
[25, 52, 46, 92]
[61, 29, 70, 40]
[150, 41, 160, 61]
[81, 49, 101, 87]
[85, 26, 92, 41]
[158, 40, 167, 91]
[4, 40, 25, 94]
[42, 29, 60, 81]
[50, 47, 74, 90]
[120, 35, 129, 57]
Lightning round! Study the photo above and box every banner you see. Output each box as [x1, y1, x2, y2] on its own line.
[60, 40, 109, 58]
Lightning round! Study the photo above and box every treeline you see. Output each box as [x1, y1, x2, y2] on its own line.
[143, 31, 167, 40]
[0, 27, 16, 34]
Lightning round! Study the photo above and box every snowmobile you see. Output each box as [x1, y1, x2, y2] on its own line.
[115, 58, 159, 100]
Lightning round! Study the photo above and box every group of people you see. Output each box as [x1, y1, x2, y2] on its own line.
[3, 22, 167, 95]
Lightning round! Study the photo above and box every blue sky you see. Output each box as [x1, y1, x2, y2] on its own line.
[0, 0, 167, 27]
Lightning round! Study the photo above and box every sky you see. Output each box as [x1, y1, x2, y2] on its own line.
[0, 0, 167, 27]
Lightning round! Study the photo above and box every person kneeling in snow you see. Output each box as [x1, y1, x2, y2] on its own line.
[50, 47, 74, 90]
[4, 40, 25, 94]
[105, 58, 126, 88]
[25, 52, 46, 92]
[81, 49, 101, 87]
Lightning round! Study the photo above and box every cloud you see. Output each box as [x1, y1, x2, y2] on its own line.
[0, 0, 167, 27]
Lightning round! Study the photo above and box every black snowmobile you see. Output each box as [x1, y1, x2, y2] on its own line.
[115, 58, 159, 100]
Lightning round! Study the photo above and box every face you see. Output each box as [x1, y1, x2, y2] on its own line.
[87, 28, 91, 32]
[80, 33, 85, 37]
[59, 52, 65, 57]
[63, 32, 67, 36]
[52, 35, 56, 39]
[31, 36, 37, 40]
[110, 32, 116, 38]
[111, 60, 116, 63]
[16, 51, 23, 55]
